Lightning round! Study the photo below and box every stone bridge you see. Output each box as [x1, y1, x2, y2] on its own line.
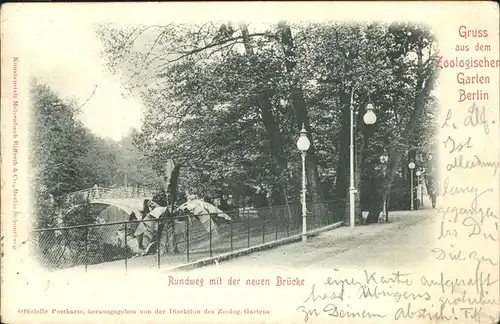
[62, 186, 156, 220]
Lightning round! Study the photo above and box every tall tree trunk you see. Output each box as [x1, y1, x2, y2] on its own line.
[240, 23, 288, 206]
[365, 70, 437, 223]
[167, 165, 181, 211]
[219, 194, 229, 211]
[277, 21, 323, 203]
[425, 172, 437, 208]
[259, 89, 289, 205]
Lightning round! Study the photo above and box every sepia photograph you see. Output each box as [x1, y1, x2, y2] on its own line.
[29, 20, 439, 273]
[1, 2, 498, 324]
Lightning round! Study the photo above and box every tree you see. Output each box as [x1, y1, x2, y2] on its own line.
[364, 23, 438, 223]
[277, 21, 324, 203]
[239, 22, 290, 206]
[30, 80, 93, 213]
[30, 80, 162, 229]
[96, 21, 438, 225]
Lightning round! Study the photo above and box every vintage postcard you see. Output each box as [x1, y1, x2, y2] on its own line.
[1, 2, 499, 323]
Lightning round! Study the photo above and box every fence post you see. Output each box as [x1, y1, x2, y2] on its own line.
[209, 216, 213, 258]
[262, 210, 266, 244]
[273, 207, 278, 241]
[124, 222, 128, 273]
[312, 202, 316, 229]
[186, 217, 190, 263]
[157, 218, 161, 269]
[230, 220, 233, 252]
[247, 214, 250, 248]
[298, 207, 301, 235]
[84, 227, 88, 273]
[331, 201, 334, 224]
[163, 219, 169, 265]
[313, 202, 317, 228]
[325, 201, 327, 224]
[286, 209, 290, 238]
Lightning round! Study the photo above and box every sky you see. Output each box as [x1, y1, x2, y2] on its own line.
[25, 13, 144, 141]
[15, 1, 495, 143]
[20, 9, 268, 142]
[14, 4, 333, 143]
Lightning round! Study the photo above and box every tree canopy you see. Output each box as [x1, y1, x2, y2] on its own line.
[93, 21, 438, 223]
[30, 79, 161, 228]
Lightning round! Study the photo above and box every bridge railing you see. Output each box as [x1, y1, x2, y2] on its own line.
[29, 200, 344, 272]
[63, 186, 155, 204]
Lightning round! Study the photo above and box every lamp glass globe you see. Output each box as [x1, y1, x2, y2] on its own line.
[296, 135, 310, 151]
[363, 110, 377, 125]
[408, 162, 416, 169]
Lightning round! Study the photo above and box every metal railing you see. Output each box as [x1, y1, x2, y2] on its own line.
[62, 186, 155, 204]
[30, 200, 341, 272]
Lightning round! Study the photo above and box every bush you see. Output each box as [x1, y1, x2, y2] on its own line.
[97, 242, 134, 264]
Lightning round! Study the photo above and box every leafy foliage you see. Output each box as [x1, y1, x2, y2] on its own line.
[30, 80, 162, 229]
[95, 22, 438, 221]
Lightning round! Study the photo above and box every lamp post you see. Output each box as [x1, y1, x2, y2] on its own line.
[349, 89, 376, 230]
[380, 154, 389, 222]
[408, 161, 416, 210]
[296, 124, 311, 242]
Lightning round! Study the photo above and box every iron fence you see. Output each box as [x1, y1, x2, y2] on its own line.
[30, 200, 342, 272]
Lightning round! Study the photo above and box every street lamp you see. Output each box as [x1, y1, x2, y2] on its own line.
[349, 90, 377, 230]
[363, 103, 377, 125]
[296, 124, 310, 242]
[408, 161, 416, 210]
[380, 154, 389, 222]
